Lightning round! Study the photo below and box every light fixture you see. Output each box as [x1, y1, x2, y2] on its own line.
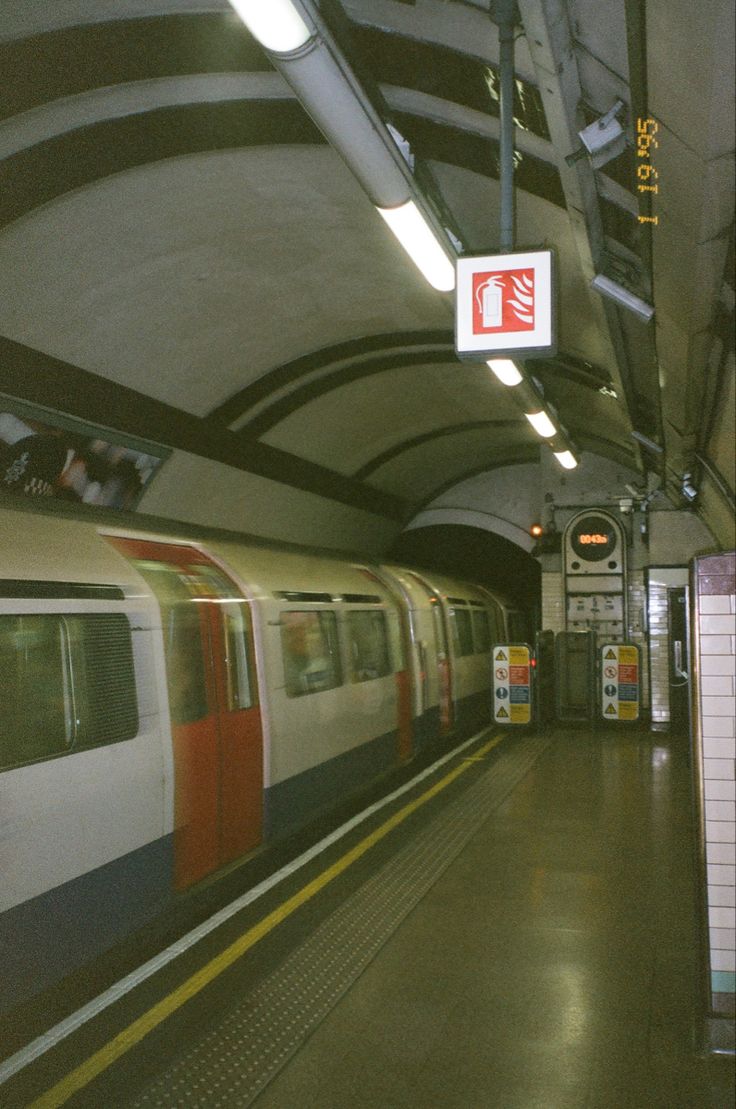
[227, 0, 312, 53]
[553, 449, 578, 470]
[376, 201, 455, 292]
[591, 274, 654, 322]
[681, 473, 698, 502]
[525, 409, 557, 438]
[229, 0, 458, 294]
[487, 358, 523, 386]
[631, 429, 663, 454]
[566, 100, 627, 169]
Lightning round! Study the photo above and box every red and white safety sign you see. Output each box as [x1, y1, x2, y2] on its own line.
[492, 644, 531, 725]
[455, 250, 555, 360]
[601, 644, 640, 721]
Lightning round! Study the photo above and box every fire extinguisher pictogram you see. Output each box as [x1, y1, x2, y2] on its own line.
[471, 268, 536, 334]
[477, 276, 504, 328]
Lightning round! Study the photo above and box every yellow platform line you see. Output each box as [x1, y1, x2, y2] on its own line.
[30, 733, 502, 1108]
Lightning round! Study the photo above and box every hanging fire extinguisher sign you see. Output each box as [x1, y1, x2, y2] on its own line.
[455, 250, 556, 360]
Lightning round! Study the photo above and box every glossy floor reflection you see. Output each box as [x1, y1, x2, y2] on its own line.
[253, 727, 734, 1108]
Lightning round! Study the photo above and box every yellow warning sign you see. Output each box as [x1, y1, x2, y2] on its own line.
[509, 645, 530, 666]
[605, 703, 616, 715]
[510, 704, 531, 723]
[605, 648, 617, 659]
[495, 649, 508, 661]
[618, 702, 639, 720]
[496, 705, 509, 718]
[618, 646, 638, 665]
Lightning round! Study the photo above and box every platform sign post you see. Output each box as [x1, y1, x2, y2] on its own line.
[600, 643, 640, 721]
[493, 644, 532, 724]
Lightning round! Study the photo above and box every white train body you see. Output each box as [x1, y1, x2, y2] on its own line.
[0, 506, 521, 1012]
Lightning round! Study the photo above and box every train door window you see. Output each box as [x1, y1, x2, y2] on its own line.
[431, 602, 446, 655]
[0, 614, 72, 769]
[281, 610, 342, 696]
[487, 603, 503, 644]
[222, 603, 254, 710]
[450, 605, 474, 656]
[64, 614, 139, 747]
[386, 610, 405, 672]
[130, 560, 208, 724]
[346, 610, 391, 682]
[471, 608, 491, 653]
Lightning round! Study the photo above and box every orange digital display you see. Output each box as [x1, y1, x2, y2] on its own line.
[636, 117, 659, 226]
[579, 533, 609, 545]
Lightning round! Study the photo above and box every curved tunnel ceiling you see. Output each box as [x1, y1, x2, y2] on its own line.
[0, 0, 733, 548]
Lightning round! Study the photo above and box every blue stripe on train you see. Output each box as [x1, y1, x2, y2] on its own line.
[265, 688, 493, 839]
[0, 834, 174, 1014]
[1, 688, 493, 1013]
[264, 727, 399, 839]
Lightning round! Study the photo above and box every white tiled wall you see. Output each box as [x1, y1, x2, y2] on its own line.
[541, 571, 564, 634]
[695, 555, 736, 1004]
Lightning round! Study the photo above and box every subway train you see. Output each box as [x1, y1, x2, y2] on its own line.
[0, 502, 528, 1013]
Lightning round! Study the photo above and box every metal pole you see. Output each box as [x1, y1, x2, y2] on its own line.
[497, 1, 516, 252]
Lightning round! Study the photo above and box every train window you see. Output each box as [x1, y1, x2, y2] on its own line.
[131, 560, 209, 724]
[346, 610, 391, 682]
[281, 610, 342, 697]
[471, 608, 491, 653]
[0, 612, 138, 771]
[0, 615, 72, 769]
[431, 602, 446, 656]
[223, 604, 254, 710]
[164, 604, 209, 723]
[450, 607, 474, 656]
[387, 610, 405, 671]
[63, 614, 139, 747]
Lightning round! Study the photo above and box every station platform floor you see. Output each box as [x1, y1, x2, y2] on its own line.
[3, 723, 735, 1107]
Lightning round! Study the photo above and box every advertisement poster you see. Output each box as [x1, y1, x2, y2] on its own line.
[0, 401, 167, 510]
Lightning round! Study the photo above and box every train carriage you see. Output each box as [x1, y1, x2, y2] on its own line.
[0, 503, 518, 1013]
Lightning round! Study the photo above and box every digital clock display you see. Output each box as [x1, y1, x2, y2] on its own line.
[570, 515, 617, 561]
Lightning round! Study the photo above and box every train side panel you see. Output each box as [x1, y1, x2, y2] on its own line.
[0, 510, 173, 1011]
[207, 543, 405, 838]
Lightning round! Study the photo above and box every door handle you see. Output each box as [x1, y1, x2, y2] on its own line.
[673, 640, 688, 680]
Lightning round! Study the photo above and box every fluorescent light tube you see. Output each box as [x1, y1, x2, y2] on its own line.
[591, 274, 654, 322]
[377, 201, 455, 292]
[554, 450, 578, 470]
[630, 430, 663, 454]
[228, 0, 312, 53]
[525, 410, 557, 438]
[487, 358, 523, 386]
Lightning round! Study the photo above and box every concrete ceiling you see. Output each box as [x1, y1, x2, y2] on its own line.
[0, 0, 733, 553]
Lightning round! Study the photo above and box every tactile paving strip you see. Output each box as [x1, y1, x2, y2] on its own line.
[131, 733, 549, 1107]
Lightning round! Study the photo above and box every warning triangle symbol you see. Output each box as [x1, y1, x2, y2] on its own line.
[605, 703, 616, 715]
[605, 648, 616, 659]
[495, 650, 508, 661]
[497, 706, 509, 718]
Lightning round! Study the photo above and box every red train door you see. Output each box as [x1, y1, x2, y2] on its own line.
[408, 572, 454, 735]
[359, 568, 413, 762]
[106, 537, 263, 889]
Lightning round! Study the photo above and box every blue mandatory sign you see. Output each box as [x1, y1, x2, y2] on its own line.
[618, 683, 638, 702]
[510, 686, 530, 704]
[496, 687, 509, 699]
[604, 684, 617, 697]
